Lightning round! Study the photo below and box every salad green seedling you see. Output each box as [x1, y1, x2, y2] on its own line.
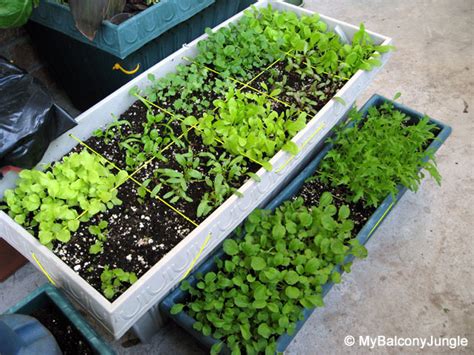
[88, 221, 109, 255]
[1, 151, 127, 249]
[319, 102, 440, 207]
[192, 89, 306, 164]
[172, 193, 367, 353]
[100, 266, 138, 300]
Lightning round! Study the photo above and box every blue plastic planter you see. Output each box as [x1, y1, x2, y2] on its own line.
[26, 0, 256, 110]
[4, 284, 115, 355]
[159, 94, 452, 353]
[30, 0, 214, 58]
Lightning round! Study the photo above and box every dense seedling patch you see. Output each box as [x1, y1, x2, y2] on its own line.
[1, 5, 392, 301]
[171, 195, 368, 354]
[169, 99, 443, 354]
[318, 102, 440, 207]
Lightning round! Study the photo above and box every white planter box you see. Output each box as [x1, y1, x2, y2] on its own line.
[0, 0, 392, 340]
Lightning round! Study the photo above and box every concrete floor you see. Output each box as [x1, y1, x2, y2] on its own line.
[1, 0, 473, 354]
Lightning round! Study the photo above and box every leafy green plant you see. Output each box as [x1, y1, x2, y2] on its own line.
[153, 168, 192, 204]
[318, 102, 440, 207]
[100, 266, 138, 300]
[251, 6, 393, 77]
[0, 0, 39, 29]
[189, 89, 307, 166]
[88, 221, 109, 254]
[171, 193, 367, 354]
[1, 151, 127, 248]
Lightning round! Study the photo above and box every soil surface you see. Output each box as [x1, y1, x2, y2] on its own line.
[54, 180, 196, 302]
[30, 304, 93, 355]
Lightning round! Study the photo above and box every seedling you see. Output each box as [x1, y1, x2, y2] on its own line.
[88, 221, 109, 255]
[171, 193, 367, 354]
[1, 151, 126, 249]
[100, 266, 138, 300]
[319, 102, 440, 207]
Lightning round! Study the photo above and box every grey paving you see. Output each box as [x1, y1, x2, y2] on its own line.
[1, 0, 473, 354]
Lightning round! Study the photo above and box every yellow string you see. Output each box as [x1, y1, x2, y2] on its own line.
[276, 123, 325, 173]
[32, 253, 56, 286]
[368, 201, 395, 237]
[181, 232, 212, 280]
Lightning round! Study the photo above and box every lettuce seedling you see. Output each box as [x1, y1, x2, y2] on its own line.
[193, 89, 306, 165]
[1, 151, 127, 248]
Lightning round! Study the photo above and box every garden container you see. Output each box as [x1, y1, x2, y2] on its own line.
[159, 94, 452, 353]
[27, 0, 256, 110]
[3, 283, 115, 355]
[0, 1, 393, 341]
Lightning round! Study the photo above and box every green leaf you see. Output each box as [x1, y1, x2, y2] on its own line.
[170, 303, 184, 315]
[282, 141, 299, 155]
[284, 270, 299, 285]
[285, 286, 300, 299]
[56, 229, 71, 243]
[338, 205, 350, 220]
[0, 0, 34, 29]
[331, 271, 341, 284]
[272, 224, 285, 239]
[332, 96, 346, 105]
[240, 323, 251, 340]
[257, 323, 272, 339]
[223, 239, 239, 256]
[250, 256, 266, 271]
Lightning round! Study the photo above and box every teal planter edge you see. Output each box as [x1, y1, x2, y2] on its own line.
[159, 94, 452, 353]
[5, 283, 115, 355]
[30, 0, 215, 59]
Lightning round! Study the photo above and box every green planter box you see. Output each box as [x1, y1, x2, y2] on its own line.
[27, 0, 256, 110]
[4, 283, 115, 355]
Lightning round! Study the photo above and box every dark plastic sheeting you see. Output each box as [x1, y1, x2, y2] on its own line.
[0, 57, 76, 170]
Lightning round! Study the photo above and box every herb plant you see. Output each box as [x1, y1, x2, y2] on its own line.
[100, 266, 138, 300]
[318, 103, 440, 207]
[1, 151, 127, 248]
[171, 194, 367, 354]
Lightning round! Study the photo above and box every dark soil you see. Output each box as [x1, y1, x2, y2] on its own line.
[295, 177, 376, 236]
[133, 129, 259, 223]
[54, 180, 196, 302]
[30, 304, 93, 355]
[70, 101, 184, 170]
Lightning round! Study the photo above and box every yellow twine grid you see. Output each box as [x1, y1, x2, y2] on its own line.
[41, 45, 340, 284]
[181, 232, 213, 280]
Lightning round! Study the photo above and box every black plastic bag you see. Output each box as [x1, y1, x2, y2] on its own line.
[0, 56, 77, 170]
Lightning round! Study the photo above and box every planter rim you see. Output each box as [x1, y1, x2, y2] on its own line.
[1, 0, 392, 338]
[159, 94, 452, 353]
